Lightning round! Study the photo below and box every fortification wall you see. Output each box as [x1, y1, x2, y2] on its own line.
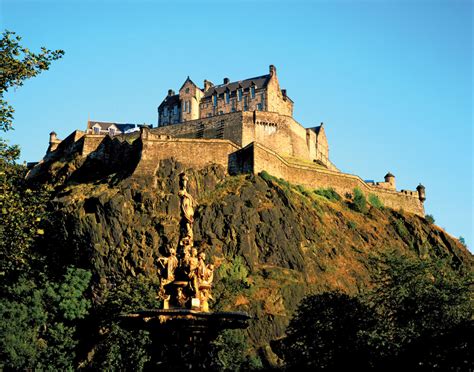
[133, 130, 240, 181]
[248, 142, 424, 216]
[152, 112, 244, 146]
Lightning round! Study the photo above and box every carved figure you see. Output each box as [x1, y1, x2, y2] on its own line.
[157, 248, 178, 283]
[178, 172, 195, 243]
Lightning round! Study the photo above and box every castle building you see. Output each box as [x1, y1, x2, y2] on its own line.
[158, 65, 293, 126]
[35, 65, 427, 217]
[155, 65, 333, 170]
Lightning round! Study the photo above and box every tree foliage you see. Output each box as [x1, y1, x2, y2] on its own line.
[281, 252, 473, 371]
[0, 30, 64, 131]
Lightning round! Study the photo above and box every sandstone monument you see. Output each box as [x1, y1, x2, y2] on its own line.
[30, 65, 426, 216]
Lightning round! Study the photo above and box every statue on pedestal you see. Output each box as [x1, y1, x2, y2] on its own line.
[156, 171, 214, 312]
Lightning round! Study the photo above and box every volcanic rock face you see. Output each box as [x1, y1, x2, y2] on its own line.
[43, 158, 472, 355]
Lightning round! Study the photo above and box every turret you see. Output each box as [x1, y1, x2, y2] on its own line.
[48, 131, 60, 152]
[384, 172, 396, 190]
[49, 131, 57, 143]
[416, 184, 426, 202]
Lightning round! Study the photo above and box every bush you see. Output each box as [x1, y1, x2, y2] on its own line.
[368, 194, 383, 209]
[425, 214, 435, 224]
[350, 188, 368, 213]
[314, 188, 341, 202]
[259, 170, 275, 183]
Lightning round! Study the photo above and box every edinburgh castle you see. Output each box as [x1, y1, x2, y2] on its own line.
[32, 65, 426, 216]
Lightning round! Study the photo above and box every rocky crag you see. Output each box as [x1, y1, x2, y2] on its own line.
[32, 154, 472, 364]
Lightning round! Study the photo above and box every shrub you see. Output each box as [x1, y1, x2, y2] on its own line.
[368, 194, 383, 209]
[425, 214, 435, 224]
[259, 170, 274, 183]
[393, 218, 409, 239]
[315, 188, 341, 202]
[347, 221, 357, 230]
[350, 188, 368, 213]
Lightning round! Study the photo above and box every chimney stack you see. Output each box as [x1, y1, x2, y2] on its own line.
[204, 79, 214, 91]
[168, 89, 175, 96]
[223, 77, 230, 84]
[281, 89, 287, 97]
[269, 64, 276, 76]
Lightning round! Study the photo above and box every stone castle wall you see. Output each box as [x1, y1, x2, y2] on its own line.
[242, 142, 424, 216]
[132, 130, 240, 183]
[151, 110, 337, 171]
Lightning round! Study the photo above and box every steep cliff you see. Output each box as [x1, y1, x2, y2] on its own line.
[36, 158, 472, 361]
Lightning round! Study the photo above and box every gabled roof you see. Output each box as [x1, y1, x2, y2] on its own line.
[203, 74, 271, 98]
[158, 94, 180, 109]
[179, 76, 200, 92]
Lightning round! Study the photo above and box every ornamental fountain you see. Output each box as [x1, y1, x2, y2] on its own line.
[120, 172, 250, 369]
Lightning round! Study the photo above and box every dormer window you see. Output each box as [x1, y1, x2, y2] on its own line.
[109, 128, 116, 136]
[93, 126, 100, 134]
[251, 86, 256, 99]
[238, 89, 243, 101]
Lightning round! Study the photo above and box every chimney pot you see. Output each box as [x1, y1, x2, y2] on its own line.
[269, 64, 276, 76]
[168, 89, 174, 96]
[223, 77, 230, 84]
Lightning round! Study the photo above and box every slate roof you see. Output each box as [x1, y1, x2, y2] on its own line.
[158, 94, 180, 109]
[203, 74, 271, 98]
[89, 121, 137, 132]
[309, 125, 324, 135]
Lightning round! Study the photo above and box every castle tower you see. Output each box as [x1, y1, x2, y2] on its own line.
[47, 131, 60, 152]
[179, 77, 203, 122]
[416, 184, 426, 202]
[384, 172, 396, 190]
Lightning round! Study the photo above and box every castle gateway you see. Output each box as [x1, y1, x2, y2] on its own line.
[37, 65, 426, 216]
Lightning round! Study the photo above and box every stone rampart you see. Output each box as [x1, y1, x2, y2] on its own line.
[246, 142, 424, 216]
[151, 112, 244, 147]
[132, 130, 240, 183]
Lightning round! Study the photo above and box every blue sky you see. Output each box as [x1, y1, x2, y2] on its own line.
[2, 0, 472, 249]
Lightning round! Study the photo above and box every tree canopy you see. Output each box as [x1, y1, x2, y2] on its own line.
[0, 30, 64, 131]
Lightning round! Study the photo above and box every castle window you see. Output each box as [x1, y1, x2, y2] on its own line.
[213, 94, 217, 106]
[187, 100, 191, 113]
[232, 99, 236, 111]
[238, 89, 243, 101]
[225, 92, 230, 104]
[251, 86, 255, 99]
[257, 103, 263, 111]
[244, 96, 248, 111]
[173, 106, 178, 115]
[164, 107, 168, 115]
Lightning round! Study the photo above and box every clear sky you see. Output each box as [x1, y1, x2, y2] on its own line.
[2, 0, 472, 249]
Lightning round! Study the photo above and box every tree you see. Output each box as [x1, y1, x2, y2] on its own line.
[281, 253, 473, 371]
[0, 30, 64, 131]
[367, 251, 473, 370]
[281, 291, 377, 371]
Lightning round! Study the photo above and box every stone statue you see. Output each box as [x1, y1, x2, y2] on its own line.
[178, 172, 195, 244]
[156, 171, 216, 312]
[157, 248, 178, 284]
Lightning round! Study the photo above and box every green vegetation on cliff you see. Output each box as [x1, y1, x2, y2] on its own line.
[16, 154, 469, 369]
